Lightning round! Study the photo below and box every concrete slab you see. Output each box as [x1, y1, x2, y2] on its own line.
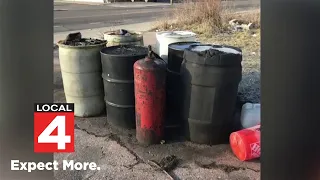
[54, 130, 170, 180]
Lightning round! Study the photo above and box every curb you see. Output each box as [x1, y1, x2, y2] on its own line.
[54, 1, 106, 5]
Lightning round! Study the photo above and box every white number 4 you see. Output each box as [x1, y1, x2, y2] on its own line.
[38, 116, 71, 150]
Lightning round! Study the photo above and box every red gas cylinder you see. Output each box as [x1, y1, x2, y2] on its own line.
[133, 45, 167, 145]
[230, 124, 261, 161]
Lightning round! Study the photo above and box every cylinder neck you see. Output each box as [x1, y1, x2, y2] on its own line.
[145, 45, 155, 62]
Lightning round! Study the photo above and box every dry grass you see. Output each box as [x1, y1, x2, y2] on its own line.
[154, 0, 223, 37]
[201, 11, 261, 103]
[223, 10, 260, 28]
[153, 2, 261, 103]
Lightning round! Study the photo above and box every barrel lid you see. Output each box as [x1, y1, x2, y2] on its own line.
[230, 132, 247, 161]
[189, 44, 242, 55]
[183, 44, 242, 66]
[156, 31, 197, 39]
[100, 45, 148, 57]
[168, 42, 201, 51]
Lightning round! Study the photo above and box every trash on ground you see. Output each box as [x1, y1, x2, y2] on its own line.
[240, 103, 260, 129]
[230, 124, 260, 161]
[228, 19, 256, 31]
[159, 155, 179, 171]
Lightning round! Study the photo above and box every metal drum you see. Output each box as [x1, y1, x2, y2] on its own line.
[57, 39, 106, 117]
[166, 42, 201, 135]
[100, 45, 148, 129]
[181, 44, 242, 145]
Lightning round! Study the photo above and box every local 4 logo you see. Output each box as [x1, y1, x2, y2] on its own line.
[34, 103, 75, 153]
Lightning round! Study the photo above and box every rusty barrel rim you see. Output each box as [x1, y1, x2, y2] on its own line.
[57, 39, 107, 49]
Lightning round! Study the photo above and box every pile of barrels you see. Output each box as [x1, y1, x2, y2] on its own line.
[57, 30, 243, 146]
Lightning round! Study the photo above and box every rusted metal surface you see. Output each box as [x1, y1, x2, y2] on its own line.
[134, 46, 167, 145]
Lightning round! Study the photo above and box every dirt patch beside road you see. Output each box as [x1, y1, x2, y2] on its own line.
[154, 7, 261, 104]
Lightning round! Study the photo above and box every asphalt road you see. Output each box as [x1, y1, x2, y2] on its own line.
[54, 1, 260, 33]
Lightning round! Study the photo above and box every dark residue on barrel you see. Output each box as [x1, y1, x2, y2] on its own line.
[61, 32, 106, 46]
[104, 46, 148, 56]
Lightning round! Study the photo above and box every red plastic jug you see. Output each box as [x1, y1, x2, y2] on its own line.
[229, 124, 260, 161]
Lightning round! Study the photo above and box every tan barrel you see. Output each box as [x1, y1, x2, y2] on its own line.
[103, 31, 144, 47]
[57, 40, 107, 117]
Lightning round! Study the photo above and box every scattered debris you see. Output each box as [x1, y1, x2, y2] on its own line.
[195, 161, 245, 173]
[61, 32, 106, 46]
[228, 19, 256, 32]
[147, 160, 174, 180]
[159, 155, 179, 172]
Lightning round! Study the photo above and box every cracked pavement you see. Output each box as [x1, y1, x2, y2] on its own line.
[53, 34, 260, 180]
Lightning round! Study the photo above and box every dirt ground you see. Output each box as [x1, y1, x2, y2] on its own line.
[54, 44, 260, 179]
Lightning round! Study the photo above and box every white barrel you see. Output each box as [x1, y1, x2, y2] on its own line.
[57, 40, 107, 117]
[240, 103, 261, 129]
[156, 31, 197, 61]
[103, 31, 144, 47]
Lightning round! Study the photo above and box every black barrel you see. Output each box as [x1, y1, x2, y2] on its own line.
[165, 42, 200, 138]
[100, 45, 148, 129]
[168, 42, 200, 73]
[181, 44, 242, 145]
